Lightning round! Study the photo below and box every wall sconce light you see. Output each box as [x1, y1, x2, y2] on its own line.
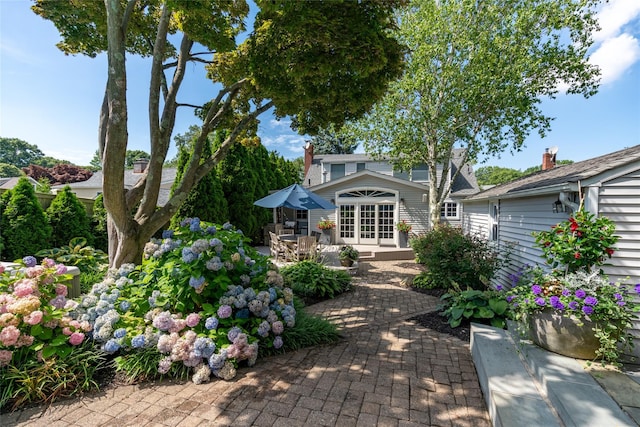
[552, 199, 564, 213]
[400, 198, 405, 207]
[330, 199, 335, 204]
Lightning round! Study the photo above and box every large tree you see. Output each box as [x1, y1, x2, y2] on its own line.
[0, 138, 45, 168]
[33, 0, 404, 267]
[309, 124, 359, 155]
[349, 0, 599, 226]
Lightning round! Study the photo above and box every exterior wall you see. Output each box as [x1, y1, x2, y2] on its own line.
[461, 200, 490, 236]
[597, 171, 640, 284]
[320, 160, 443, 185]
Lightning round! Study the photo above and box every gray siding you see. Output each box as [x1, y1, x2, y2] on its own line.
[494, 195, 570, 286]
[462, 200, 490, 237]
[598, 171, 640, 284]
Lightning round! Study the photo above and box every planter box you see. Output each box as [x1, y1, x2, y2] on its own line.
[1, 262, 81, 298]
[526, 309, 600, 360]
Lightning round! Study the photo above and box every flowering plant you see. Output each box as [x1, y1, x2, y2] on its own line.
[70, 218, 296, 384]
[396, 220, 412, 233]
[506, 268, 640, 364]
[317, 219, 335, 230]
[533, 209, 618, 273]
[0, 256, 91, 369]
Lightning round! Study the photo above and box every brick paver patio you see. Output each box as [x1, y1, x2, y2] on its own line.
[4, 261, 490, 427]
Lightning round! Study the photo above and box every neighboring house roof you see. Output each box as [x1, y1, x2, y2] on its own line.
[51, 168, 178, 207]
[465, 145, 640, 201]
[310, 169, 431, 192]
[0, 176, 39, 190]
[304, 149, 479, 197]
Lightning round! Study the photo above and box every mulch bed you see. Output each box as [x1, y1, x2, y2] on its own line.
[406, 287, 471, 342]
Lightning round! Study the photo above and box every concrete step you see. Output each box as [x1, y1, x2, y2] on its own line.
[471, 323, 636, 427]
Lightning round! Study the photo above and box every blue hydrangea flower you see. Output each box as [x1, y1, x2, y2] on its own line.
[114, 328, 127, 339]
[209, 350, 227, 370]
[205, 317, 219, 330]
[205, 225, 217, 234]
[119, 301, 131, 311]
[131, 335, 146, 348]
[235, 308, 250, 319]
[182, 247, 197, 263]
[223, 222, 233, 230]
[22, 256, 37, 267]
[273, 336, 283, 350]
[190, 218, 201, 232]
[257, 321, 270, 337]
[189, 276, 206, 289]
[104, 339, 121, 353]
[162, 229, 174, 239]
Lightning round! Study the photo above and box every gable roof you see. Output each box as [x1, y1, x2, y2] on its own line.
[465, 145, 640, 201]
[304, 149, 479, 197]
[310, 169, 431, 192]
[0, 176, 39, 190]
[52, 168, 178, 190]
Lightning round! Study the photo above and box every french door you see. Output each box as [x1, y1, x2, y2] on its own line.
[340, 203, 395, 245]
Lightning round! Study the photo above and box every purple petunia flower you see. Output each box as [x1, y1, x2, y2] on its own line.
[584, 296, 598, 306]
[582, 306, 594, 316]
[614, 293, 623, 301]
[549, 296, 560, 305]
[531, 285, 542, 295]
[506, 296, 515, 303]
[495, 285, 504, 291]
[575, 289, 586, 299]
[568, 301, 579, 310]
[617, 301, 626, 307]
[562, 289, 571, 297]
[535, 297, 546, 306]
[635, 284, 640, 294]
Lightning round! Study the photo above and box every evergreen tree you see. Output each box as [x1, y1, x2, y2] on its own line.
[46, 186, 93, 248]
[1, 177, 52, 260]
[92, 194, 108, 252]
[0, 190, 11, 258]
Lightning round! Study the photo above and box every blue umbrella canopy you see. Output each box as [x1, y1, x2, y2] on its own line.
[254, 183, 336, 210]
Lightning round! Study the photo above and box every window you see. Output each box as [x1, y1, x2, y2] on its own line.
[393, 168, 409, 180]
[330, 163, 345, 180]
[411, 164, 429, 181]
[356, 162, 366, 172]
[295, 210, 308, 220]
[440, 202, 459, 219]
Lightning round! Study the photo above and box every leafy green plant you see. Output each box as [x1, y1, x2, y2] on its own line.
[411, 225, 506, 291]
[280, 260, 352, 300]
[412, 271, 444, 290]
[1, 342, 104, 411]
[440, 289, 509, 328]
[36, 237, 108, 273]
[114, 347, 190, 385]
[338, 245, 359, 261]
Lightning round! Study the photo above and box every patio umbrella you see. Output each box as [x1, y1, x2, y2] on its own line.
[254, 183, 336, 210]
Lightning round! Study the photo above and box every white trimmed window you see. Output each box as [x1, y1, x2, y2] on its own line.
[440, 202, 459, 219]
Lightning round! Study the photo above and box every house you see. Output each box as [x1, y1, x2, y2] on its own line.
[298, 144, 479, 247]
[0, 176, 39, 191]
[462, 145, 640, 286]
[52, 159, 177, 207]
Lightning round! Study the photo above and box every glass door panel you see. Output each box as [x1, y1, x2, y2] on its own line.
[339, 204, 356, 243]
[378, 204, 395, 245]
[359, 204, 376, 244]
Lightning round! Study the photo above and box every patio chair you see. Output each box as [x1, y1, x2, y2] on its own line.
[294, 235, 317, 261]
[268, 231, 286, 261]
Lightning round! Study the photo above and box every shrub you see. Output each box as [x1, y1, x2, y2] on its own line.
[280, 260, 352, 300]
[411, 225, 504, 290]
[412, 271, 442, 290]
[0, 257, 99, 410]
[70, 219, 300, 384]
[46, 186, 94, 248]
[440, 289, 509, 329]
[1, 177, 52, 261]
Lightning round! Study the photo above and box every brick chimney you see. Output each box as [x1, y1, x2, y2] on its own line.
[542, 148, 555, 171]
[304, 142, 314, 177]
[133, 158, 149, 174]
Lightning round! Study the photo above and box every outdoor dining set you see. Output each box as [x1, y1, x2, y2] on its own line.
[268, 229, 319, 262]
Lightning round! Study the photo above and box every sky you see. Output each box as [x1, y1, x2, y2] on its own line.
[1, 0, 639, 171]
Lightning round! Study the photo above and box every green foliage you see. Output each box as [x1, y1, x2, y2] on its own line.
[79, 269, 107, 295]
[280, 260, 352, 300]
[411, 271, 442, 290]
[91, 194, 108, 252]
[440, 289, 509, 329]
[0, 163, 23, 177]
[350, 0, 599, 226]
[36, 237, 108, 274]
[411, 225, 504, 291]
[35, 177, 52, 194]
[0, 137, 44, 168]
[263, 299, 340, 356]
[0, 342, 105, 411]
[309, 124, 359, 155]
[533, 209, 619, 273]
[475, 166, 523, 186]
[1, 176, 52, 260]
[46, 186, 94, 248]
[338, 245, 359, 261]
[114, 348, 190, 385]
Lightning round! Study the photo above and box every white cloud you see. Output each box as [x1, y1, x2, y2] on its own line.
[268, 118, 293, 129]
[593, 0, 640, 43]
[0, 40, 43, 66]
[260, 133, 306, 157]
[589, 33, 640, 84]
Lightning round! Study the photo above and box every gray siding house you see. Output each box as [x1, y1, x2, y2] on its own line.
[301, 144, 479, 247]
[462, 145, 640, 285]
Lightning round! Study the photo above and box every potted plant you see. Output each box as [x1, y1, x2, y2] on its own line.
[317, 219, 336, 230]
[396, 220, 412, 247]
[339, 245, 359, 267]
[506, 209, 640, 365]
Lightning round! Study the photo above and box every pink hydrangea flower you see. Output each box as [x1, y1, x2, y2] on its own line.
[43, 258, 56, 267]
[62, 327, 73, 336]
[56, 264, 67, 275]
[0, 265, 4, 274]
[16, 334, 34, 347]
[55, 284, 68, 296]
[186, 313, 200, 328]
[0, 349, 12, 367]
[0, 325, 20, 346]
[25, 310, 43, 325]
[13, 280, 35, 298]
[69, 332, 85, 346]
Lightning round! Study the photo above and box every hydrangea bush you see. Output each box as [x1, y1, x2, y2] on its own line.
[0, 256, 91, 368]
[70, 218, 296, 384]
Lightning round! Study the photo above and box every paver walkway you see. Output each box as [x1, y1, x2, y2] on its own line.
[4, 261, 490, 427]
